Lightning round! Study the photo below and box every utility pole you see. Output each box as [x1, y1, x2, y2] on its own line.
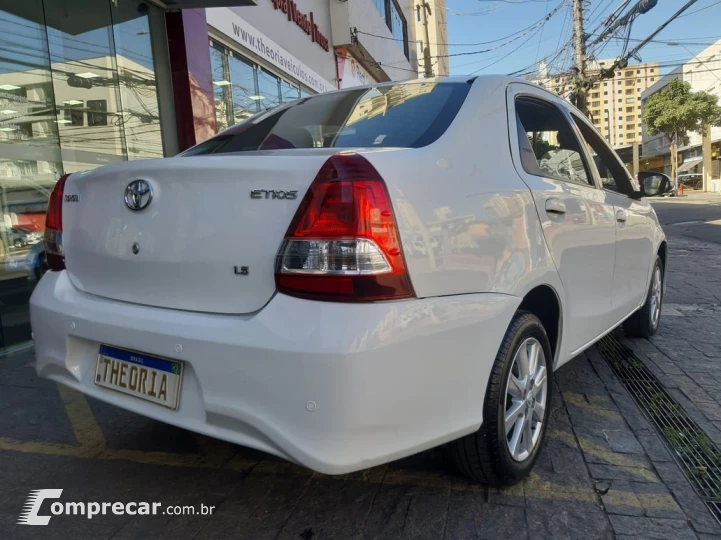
[572, 0, 588, 116]
[418, 2, 434, 78]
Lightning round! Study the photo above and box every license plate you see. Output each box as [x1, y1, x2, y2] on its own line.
[95, 345, 183, 410]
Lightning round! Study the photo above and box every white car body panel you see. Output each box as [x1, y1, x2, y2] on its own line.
[31, 270, 518, 474]
[30, 75, 666, 474]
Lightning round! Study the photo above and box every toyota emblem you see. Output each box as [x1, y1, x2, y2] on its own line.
[124, 180, 153, 211]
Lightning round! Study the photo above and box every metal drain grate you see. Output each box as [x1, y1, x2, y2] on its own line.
[596, 333, 721, 523]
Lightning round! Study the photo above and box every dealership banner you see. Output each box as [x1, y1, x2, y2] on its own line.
[207, 8, 334, 94]
[335, 47, 376, 89]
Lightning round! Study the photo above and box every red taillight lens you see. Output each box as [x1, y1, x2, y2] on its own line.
[44, 174, 70, 271]
[275, 154, 415, 302]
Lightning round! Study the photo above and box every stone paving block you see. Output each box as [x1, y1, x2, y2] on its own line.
[278, 477, 382, 540]
[630, 481, 685, 519]
[198, 472, 312, 539]
[601, 429, 645, 454]
[487, 481, 524, 507]
[582, 449, 654, 470]
[599, 480, 644, 517]
[0, 385, 78, 446]
[608, 515, 697, 540]
[634, 429, 673, 462]
[697, 401, 721, 422]
[445, 491, 527, 540]
[359, 482, 450, 540]
[525, 501, 612, 540]
[0, 512, 119, 540]
[587, 463, 661, 483]
[549, 447, 589, 477]
[666, 480, 721, 535]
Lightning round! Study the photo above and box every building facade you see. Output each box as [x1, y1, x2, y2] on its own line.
[641, 39, 721, 181]
[0, 0, 415, 351]
[537, 59, 659, 147]
[412, 0, 449, 77]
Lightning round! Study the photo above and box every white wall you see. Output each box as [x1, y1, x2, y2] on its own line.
[230, 0, 337, 86]
[330, 0, 414, 81]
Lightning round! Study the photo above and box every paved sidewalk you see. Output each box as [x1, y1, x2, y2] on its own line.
[625, 228, 721, 451]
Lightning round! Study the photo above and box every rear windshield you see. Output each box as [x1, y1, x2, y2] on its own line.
[181, 82, 470, 155]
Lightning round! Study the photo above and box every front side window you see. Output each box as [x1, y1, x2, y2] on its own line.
[515, 97, 592, 186]
[572, 115, 635, 197]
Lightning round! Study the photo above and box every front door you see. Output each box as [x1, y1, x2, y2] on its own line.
[508, 86, 617, 358]
[570, 115, 655, 321]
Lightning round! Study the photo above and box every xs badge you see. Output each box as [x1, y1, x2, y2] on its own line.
[250, 190, 298, 200]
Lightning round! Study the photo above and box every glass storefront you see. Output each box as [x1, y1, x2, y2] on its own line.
[0, 0, 165, 349]
[209, 39, 303, 132]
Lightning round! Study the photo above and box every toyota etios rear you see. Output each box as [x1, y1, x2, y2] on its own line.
[31, 76, 667, 485]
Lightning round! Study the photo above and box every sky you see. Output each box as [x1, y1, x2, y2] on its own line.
[445, 0, 721, 79]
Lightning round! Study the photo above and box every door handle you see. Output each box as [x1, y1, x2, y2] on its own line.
[545, 198, 566, 215]
[615, 209, 627, 223]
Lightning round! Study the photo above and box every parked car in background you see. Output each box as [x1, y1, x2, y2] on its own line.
[30, 76, 670, 486]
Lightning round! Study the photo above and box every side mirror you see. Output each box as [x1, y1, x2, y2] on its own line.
[637, 171, 673, 197]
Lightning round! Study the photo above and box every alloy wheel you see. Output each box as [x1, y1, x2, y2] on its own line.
[650, 266, 662, 328]
[504, 337, 548, 462]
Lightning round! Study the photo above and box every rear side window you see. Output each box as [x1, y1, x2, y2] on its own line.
[515, 97, 593, 187]
[182, 82, 470, 155]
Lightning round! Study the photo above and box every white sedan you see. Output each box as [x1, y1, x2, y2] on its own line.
[31, 76, 669, 485]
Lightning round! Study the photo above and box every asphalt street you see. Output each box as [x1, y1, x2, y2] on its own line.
[650, 193, 721, 244]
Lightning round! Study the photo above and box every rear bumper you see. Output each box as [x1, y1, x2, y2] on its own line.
[30, 271, 519, 474]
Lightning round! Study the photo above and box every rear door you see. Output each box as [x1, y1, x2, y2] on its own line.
[508, 85, 617, 356]
[570, 113, 655, 321]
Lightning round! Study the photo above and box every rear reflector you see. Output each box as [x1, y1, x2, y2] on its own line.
[275, 154, 414, 302]
[45, 173, 70, 271]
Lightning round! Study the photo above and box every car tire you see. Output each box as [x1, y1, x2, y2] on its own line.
[623, 255, 663, 338]
[448, 311, 553, 486]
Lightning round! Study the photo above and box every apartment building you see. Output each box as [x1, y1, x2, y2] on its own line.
[413, 0, 449, 77]
[641, 38, 721, 181]
[537, 59, 659, 147]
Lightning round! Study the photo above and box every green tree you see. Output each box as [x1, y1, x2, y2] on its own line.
[643, 79, 721, 182]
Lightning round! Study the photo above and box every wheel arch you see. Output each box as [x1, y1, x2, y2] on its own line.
[517, 284, 562, 368]
[658, 240, 668, 271]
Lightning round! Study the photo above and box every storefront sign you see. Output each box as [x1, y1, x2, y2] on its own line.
[270, 0, 329, 51]
[207, 8, 334, 95]
[335, 47, 375, 89]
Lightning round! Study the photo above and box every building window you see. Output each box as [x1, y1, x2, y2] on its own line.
[604, 100, 608, 104]
[618, 116, 623, 120]
[650, 77, 655, 82]
[637, 69, 641, 74]
[626, 89, 634, 94]
[626, 124, 635, 130]
[626, 106, 634, 112]
[592, 101, 600, 107]
[63, 100, 84, 126]
[592, 92, 599, 98]
[375, 0, 408, 58]
[618, 90, 622, 94]
[87, 100, 108, 126]
[604, 91, 608, 95]
[626, 115, 634, 121]
[651, 68, 655, 73]
[626, 98, 635, 104]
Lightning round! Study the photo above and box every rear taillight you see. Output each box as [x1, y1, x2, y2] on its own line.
[275, 153, 415, 302]
[45, 173, 70, 271]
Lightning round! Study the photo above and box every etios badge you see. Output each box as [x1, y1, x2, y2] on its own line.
[124, 180, 153, 211]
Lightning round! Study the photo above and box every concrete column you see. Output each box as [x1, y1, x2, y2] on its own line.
[702, 123, 712, 192]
